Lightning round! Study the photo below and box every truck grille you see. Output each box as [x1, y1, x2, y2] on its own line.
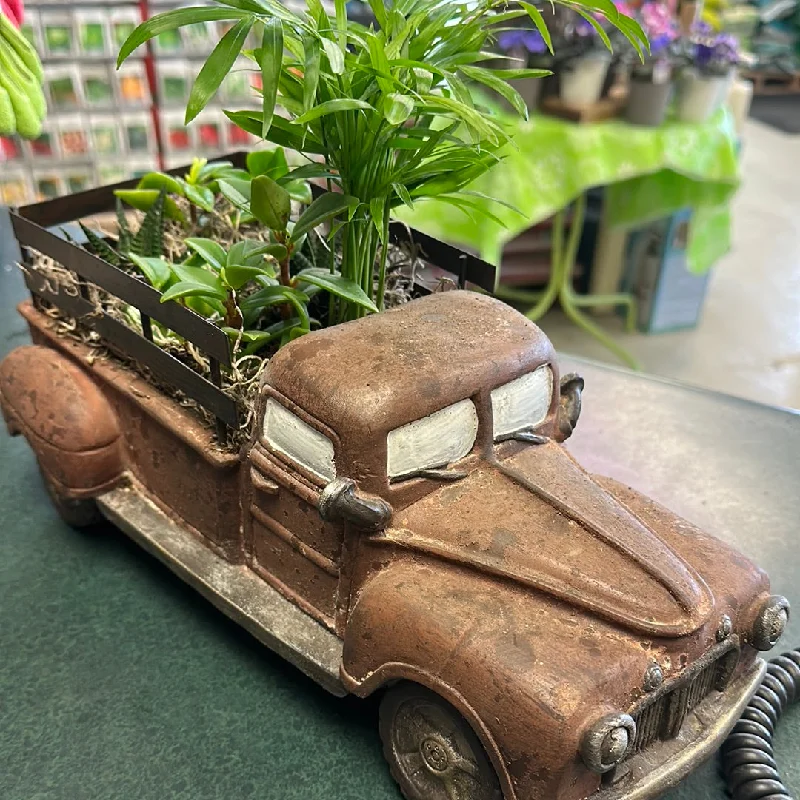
[631, 658, 723, 753]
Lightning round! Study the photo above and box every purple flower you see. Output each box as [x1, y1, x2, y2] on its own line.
[575, 18, 596, 37]
[692, 20, 713, 37]
[649, 33, 672, 54]
[713, 33, 740, 63]
[497, 29, 547, 54]
[692, 30, 740, 70]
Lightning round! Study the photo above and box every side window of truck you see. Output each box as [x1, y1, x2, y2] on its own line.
[262, 398, 335, 483]
[490, 365, 553, 440]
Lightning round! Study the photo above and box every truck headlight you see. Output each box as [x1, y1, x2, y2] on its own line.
[580, 713, 636, 773]
[751, 595, 790, 651]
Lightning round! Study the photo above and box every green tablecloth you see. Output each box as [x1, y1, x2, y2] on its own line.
[399, 108, 740, 275]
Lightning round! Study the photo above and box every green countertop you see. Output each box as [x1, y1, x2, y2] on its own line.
[1, 227, 799, 799]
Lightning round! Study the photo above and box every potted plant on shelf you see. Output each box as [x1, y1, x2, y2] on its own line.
[554, 9, 618, 107]
[624, 1, 679, 126]
[675, 23, 740, 122]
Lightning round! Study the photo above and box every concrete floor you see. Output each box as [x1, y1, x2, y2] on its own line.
[541, 118, 800, 411]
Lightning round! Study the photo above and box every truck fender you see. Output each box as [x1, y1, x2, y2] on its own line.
[0, 345, 123, 497]
[340, 566, 518, 800]
[341, 660, 518, 800]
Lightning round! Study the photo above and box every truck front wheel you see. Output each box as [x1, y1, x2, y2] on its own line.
[379, 683, 502, 800]
[40, 468, 101, 529]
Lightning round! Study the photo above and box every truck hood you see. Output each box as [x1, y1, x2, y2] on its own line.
[385, 442, 714, 637]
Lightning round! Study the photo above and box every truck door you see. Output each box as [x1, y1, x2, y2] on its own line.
[245, 395, 343, 630]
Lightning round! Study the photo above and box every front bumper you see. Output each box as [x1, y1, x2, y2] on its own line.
[591, 657, 766, 800]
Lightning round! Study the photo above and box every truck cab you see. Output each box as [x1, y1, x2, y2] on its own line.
[1, 290, 786, 800]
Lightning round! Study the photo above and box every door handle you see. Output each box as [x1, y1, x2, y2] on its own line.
[250, 467, 279, 496]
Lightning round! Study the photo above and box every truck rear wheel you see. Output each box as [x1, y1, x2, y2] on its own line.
[379, 683, 502, 800]
[40, 469, 101, 529]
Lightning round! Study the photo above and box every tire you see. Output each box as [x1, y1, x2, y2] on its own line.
[379, 683, 502, 800]
[40, 469, 101, 529]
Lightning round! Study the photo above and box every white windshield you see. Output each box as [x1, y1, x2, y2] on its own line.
[491, 365, 553, 440]
[262, 398, 335, 482]
[387, 399, 478, 480]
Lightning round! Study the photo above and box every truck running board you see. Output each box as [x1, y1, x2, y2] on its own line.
[97, 486, 346, 697]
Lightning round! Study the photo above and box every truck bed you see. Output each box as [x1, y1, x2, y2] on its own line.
[20, 301, 244, 560]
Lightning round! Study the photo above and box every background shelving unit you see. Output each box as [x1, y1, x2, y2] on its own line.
[1, 0, 263, 205]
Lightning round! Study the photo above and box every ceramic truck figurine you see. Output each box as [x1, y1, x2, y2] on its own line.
[0, 290, 788, 800]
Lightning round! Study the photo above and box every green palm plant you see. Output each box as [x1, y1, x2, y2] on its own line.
[119, 0, 647, 324]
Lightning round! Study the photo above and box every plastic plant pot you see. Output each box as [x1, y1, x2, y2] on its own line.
[674, 69, 732, 123]
[625, 76, 673, 126]
[559, 52, 612, 107]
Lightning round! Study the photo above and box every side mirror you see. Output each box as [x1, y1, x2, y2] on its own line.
[556, 373, 584, 442]
[319, 478, 392, 532]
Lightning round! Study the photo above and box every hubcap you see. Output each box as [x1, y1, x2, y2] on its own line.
[421, 736, 450, 773]
[391, 697, 486, 800]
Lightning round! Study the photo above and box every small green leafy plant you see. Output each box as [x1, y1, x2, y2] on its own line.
[118, 0, 647, 327]
[128, 228, 377, 352]
[114, 150, 313, 226]
[114, 157, 250, 221]
[81, 191, 168, 266]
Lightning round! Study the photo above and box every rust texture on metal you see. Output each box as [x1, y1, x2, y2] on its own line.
[0, 344, 123, 495]
[264, 291, 555, 500]
[22, 271, 237, 427]
[0, 289, 783, 800]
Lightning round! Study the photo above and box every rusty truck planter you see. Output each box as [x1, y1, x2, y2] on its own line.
[0, 183, 788, 800]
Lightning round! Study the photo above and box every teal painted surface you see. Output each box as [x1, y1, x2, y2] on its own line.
[0, 444, 397, 800]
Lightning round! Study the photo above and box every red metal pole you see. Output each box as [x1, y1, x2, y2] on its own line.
[138, 0, 165, 171]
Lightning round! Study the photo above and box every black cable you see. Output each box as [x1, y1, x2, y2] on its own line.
[721, 649, 800, 800]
